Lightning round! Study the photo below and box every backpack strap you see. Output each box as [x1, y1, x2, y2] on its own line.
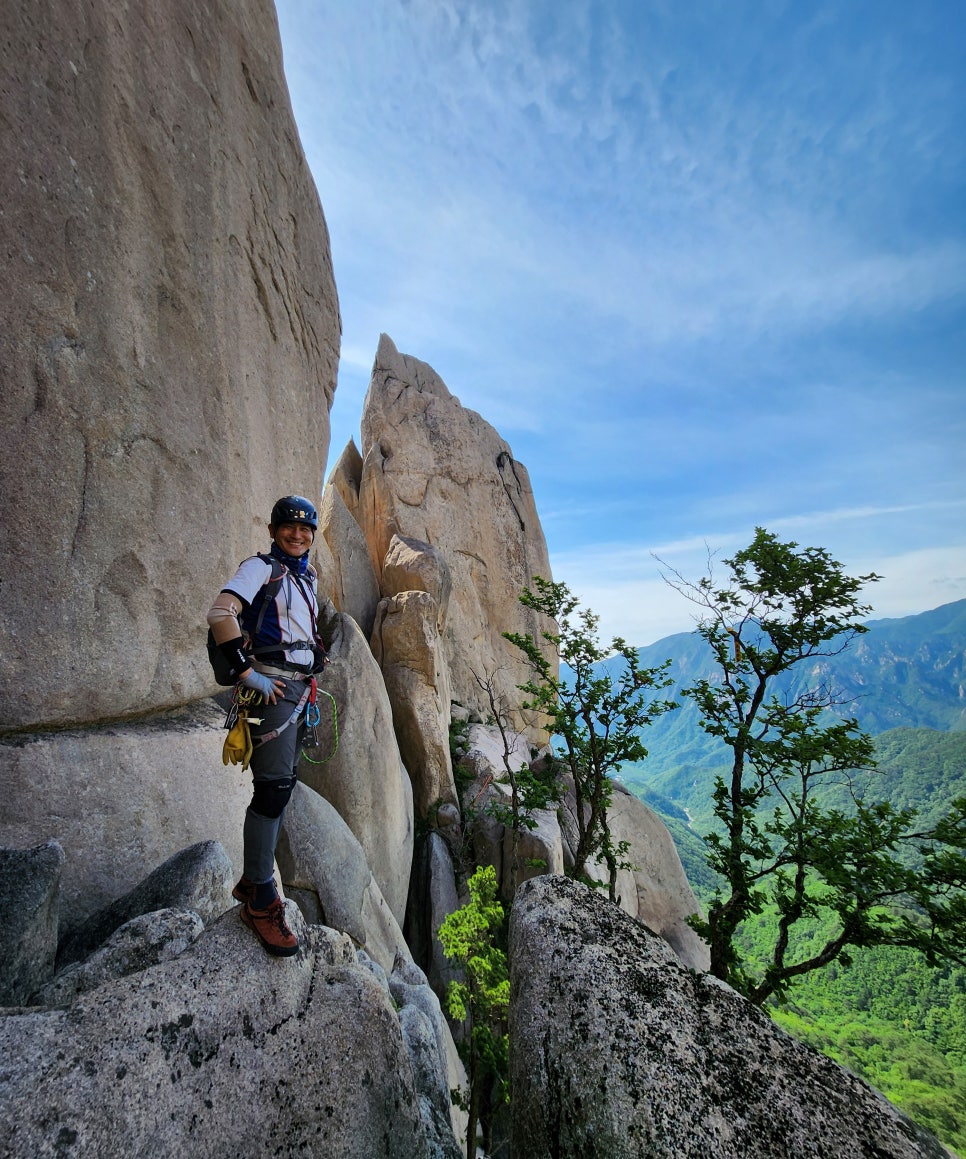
[288, 570, 318, 632]
[289, 567, 326, 668]
[250, 553, 287, 644]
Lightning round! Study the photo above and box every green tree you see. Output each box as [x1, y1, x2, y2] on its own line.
[664, 528, 966, 1004]
[438, 864, 510, 1159]
[471, 667, 562, 897]
[504, 576, 676, 900]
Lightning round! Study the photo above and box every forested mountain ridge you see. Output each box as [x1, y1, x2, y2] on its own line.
[626, 728, 966, 898]
[617, 598, 966, 874]
[848, 599, 966, 723]
[619, 597, 966, 783]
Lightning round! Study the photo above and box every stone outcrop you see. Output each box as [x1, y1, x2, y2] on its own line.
[0, 0, 340, 732]
[509, 875, 948, 1159]
[389, 956, 466, 1159]
[319, 479, 381, 638]
[456, 726, 709, 973]
[310, 531, 341, 613]
[456, 723, 705, 978]
[399, 1003, 464, 1159]
[357, 334, 555, 739]
[457, 723, 563, 899]
[0, 841, 64, 1005]
[302, 610, 414, 925]
[34, 908, 204, 1006]
[327, 438, 366, 525]
[550, 773, 709, 971]
[588, 782, 709, 972]
[57, 839, 234, 969]
[0, 704, 248, 941]
[0, 0, 341, 946]
[276, 782, 410, 973]
[371, 590, 456, 817]
[373, 534, 456, 818]
[382, 535, 453, 624]
[404, 832, 463, 1005]
[0, 908, 436, 1159]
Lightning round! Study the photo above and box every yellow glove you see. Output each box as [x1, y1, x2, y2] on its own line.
[222, 714, 253, 770]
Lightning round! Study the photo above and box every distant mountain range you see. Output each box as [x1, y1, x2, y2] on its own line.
[615, 598, 966, 784]
[607, 598, 966, 891]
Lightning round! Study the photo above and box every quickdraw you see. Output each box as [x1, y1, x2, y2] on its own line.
[301, 676, 339, 765]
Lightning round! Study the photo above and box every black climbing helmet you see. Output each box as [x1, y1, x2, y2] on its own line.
[270, 495, 318, 531]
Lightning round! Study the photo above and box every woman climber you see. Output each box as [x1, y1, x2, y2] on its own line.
[206, 495, 325, 956]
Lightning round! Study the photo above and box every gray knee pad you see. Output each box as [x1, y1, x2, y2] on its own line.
[249, 775, 297, 820]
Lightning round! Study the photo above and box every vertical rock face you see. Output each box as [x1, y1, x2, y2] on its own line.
[0, 702, 251, 937]
[585, 782, 710, 972]
[371, 589, 455, 817]
[382, 535, 452, 626]
[301, 610, 415, 927]
[318, 480, 381, 638]
[404, 832, 462, 1005]
[0, 0, 339, 731]
[358, 334, 554, 737]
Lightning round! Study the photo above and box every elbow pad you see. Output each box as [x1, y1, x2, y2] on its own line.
[218, 637, 250, 674]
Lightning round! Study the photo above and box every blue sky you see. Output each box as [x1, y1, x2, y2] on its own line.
[275, 0, 965, 647]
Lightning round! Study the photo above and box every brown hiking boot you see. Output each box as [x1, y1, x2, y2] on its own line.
[231, 876, 257, 905]
[241, 898, 298, 957]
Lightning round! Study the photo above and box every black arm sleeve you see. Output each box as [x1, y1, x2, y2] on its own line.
[217, 637, 250, 674]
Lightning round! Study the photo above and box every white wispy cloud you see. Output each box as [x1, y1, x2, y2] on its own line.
[552, 530, 966, 648]
[278, 0, 965, 637]
[285, 0, 966, 368]
[770, 500, 966, 534]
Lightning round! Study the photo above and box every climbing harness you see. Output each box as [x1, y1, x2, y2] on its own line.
[221, 681, 309, 771]
[253, 682, 312, 747]
[222, 676, 338, 770]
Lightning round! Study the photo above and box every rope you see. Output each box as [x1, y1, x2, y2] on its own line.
[301, 688, 339, 765]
